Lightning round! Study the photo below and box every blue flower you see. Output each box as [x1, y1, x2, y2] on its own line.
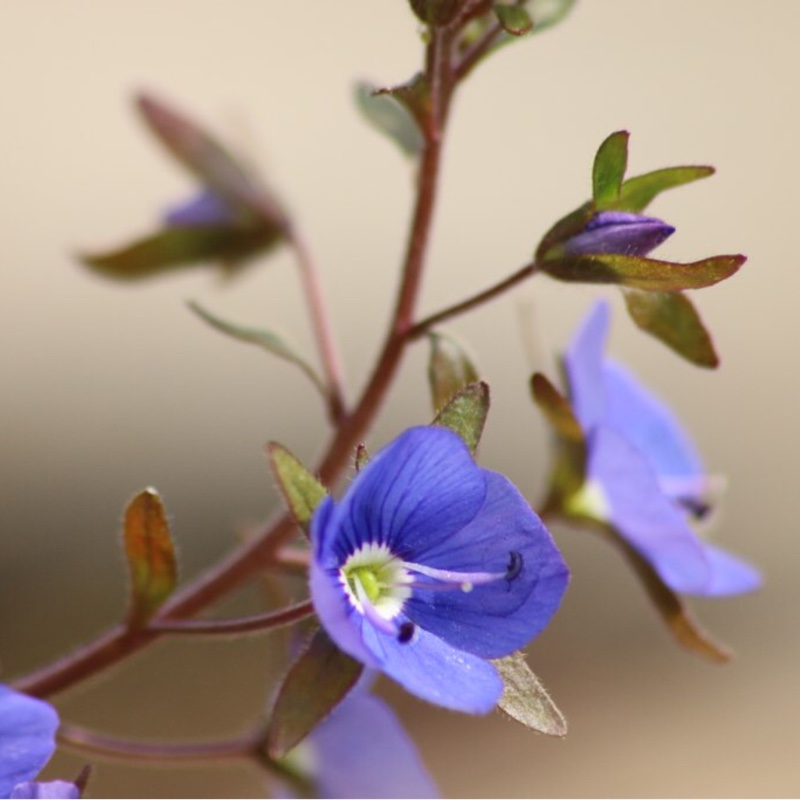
[561, 210, 675, 258]
[563, 300, 761, 596]
[285, 675, 437, 799]
[309, 426, 569, 714]
[0, 685, 78, 799]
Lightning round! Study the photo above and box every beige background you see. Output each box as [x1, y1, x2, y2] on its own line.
[1, 1, 797, 797]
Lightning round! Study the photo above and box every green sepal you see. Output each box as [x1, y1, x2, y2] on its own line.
[616, 165, 715, 213]
[136, 92, 287, 226]
[534, 202, 595, 263]
[266, 628, 364, 758]
[526, 0, 577, 34]
[623, 290, 719, 368]
[267, 443, 328, 536]
[530, 372, 583, 443]
[373, 73, 431, 144]
[542, 253, 745, 291]
[427, 331, 480, 413]
[122, 488, 178, 629]
[494, 5, 534, 36]
[354, 81, 424, 158]
[432, 381, 490, 455]
[81, 224, 281, 281]
[492, 651, 567, 736]
[188, 301, 327, 396]
[592, 130, 629, 209]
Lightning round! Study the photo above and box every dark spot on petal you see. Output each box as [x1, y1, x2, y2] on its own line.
[397, 622, 415, 643]
[676, 496, 712, 521]
[505, 551, 523, 581]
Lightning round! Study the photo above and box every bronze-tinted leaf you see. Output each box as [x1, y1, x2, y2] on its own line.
[122, 488, 178, 628]
[432, 381, 490, 455]
[427, 331, 480, 413]
[354, 81, 424, 158]
[530, 372, 583, 443]
[492, 651, 567, 736]
[81, 224, 280, 281]
[544, 253, 745, 291]
[616, 165, 715, 213]
[266, 629, 364, 758]
[592, 130, 629, 209]
[188, 301, 327, 396]
[494, 4, 534, 36]
[623, 290, 719, 368]
[267, 443, 328, 535]
[373, 73, 431, 142]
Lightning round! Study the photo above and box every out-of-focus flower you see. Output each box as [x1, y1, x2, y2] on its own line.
[0, 686, 78, 800]
[309, 426, 569, 714]
[560, 210, 675, 258]
[562, 300, 761, 596]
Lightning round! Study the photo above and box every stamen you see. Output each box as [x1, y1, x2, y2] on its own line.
[403, 551, 523, 592]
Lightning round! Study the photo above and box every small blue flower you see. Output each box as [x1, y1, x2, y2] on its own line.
[162, 190, 242, 229]
[563, 300, 761, 596]
[562, 210, 675, 258]
[292, 675, 438, 799]
[0, 685, 78, 800]
[309, 426, 569, 714]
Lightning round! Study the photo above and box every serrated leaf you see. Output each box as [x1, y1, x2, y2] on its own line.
[267, 629, 364, 758]
[494, 5, 534, 35]
[593, 131, 629, 208]
[136, 93, 284, 224]
[492, 651, 567, 736]
[355, 81, 424, 158]
[81, 224, 280, 281]
[599, 521, 732, 662]
[616, 166, 715, 213]
[188, 301, 326, 397]
[543, 253, 745, 291]
[530, 372, 583, 442]
[122, 488, 178, 628]
[267, 443, 327, 535]
[432, 381, 490, 455]
[623, 290, 719, 368]
[427, 332, 480, 413]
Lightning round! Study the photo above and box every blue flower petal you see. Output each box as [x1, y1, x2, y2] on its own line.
[602, 360, 704, 480]
[564, 300, 611, 431]
[162, 190, 237, 228]
[0, 686, 59, 798]
[318, 427, 487, 565]
[697, 543, 762, 596]
[9, 781, 79, 799]
[406, 472, 569, 658]
[563, 211, 675, 258]
[309, 691, 438, 799]
[361, 624, 502, 714]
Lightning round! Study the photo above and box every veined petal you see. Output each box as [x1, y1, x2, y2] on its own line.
[564, 300, 611, 431]
[589, 426, 712, 593]
[0, 686, 59, 798]
[603, 359, 704, 480]
[308, 691, 438, 799]
[361, 624, 503, 714]
[407, 472, 569, 658]
[321, 427, 487, 564]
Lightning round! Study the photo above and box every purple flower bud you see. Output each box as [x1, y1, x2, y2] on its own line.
[562, 211, 675, 258]
[162, 190, 239, 228]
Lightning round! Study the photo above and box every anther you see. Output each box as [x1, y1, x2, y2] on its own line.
[397, 622, 415, 643]
[505, 551, 523, 581]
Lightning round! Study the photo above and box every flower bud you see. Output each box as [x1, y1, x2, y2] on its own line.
[560, 210, 675, 258]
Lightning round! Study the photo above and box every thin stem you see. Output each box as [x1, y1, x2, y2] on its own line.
[58, 724, 262, 764]
[13, 24, 459, 700]
[289, 229, 348, 424]
[149, 599, 313, 636]
[408, 259, 540, 339]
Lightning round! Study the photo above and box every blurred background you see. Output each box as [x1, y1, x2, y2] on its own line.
[1, 1, 797, 796]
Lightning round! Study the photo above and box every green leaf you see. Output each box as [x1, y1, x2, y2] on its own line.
[136, 93, 286, 226]
[122, 488, 178, 628]
[494, 5, 534, 36]
[623, 290, 719, 368]
[432, 381, 490, 455]
[267, 628, 364, 758]
[592, 130, 629, 208]
[267, 443, 327, 535]
[80, 224, 280, 281]
[427, 332, 480, 413]
[527, 0, 577, 33]
[530, 372, 583, 442]
[492, 651, 567, 736]
[355, 81, 425, 158]
[188, 301, 327, 397]
[543, 253, 745, 291]
[616, 165, 715, 213]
